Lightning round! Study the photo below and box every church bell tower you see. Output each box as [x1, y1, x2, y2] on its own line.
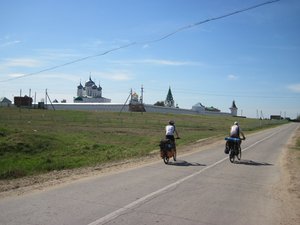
[230, 100, 238, 116]
[165, 86, 175, 107]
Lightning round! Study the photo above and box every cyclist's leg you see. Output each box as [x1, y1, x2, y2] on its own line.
[225, 141, 230, 154]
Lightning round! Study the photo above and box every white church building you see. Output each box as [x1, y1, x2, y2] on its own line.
[74, 76, 111, 103]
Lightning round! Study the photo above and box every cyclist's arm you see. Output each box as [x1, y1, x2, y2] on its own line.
[240, 131, 246, 139]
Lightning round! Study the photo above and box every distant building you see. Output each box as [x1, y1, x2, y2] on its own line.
[192, 102, 206, 113]
[229, 100, 238, 116]
[14, 96, 32, 107]
[205, 106, 221, 112]
[0, 97, 12, 107]
[192, 103, 220, 113]
[270, 115, 282, 120]
[130, 91, 140, 104]
[165, 87, 175, 107]
[74, 76, 111, 103]
[129, 90, 145, 112]
[192, 100, 239, 115]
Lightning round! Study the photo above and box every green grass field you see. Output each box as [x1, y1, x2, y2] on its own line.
[0, 107, 288, 179]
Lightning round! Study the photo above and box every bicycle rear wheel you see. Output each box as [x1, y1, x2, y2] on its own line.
[237, 146, 242, 160]
[173, 150, 177, 161]
[229, 150, 235, 163]
[163, 156, 169, 164]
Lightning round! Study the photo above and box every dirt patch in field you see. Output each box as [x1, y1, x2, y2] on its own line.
[0, 136, 222, 198]
[277, 125, 300, 225]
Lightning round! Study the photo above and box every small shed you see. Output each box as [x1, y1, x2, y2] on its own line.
[0, 97, 12, 107]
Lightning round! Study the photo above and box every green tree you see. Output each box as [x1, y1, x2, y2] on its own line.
[154, 101, 165, 107]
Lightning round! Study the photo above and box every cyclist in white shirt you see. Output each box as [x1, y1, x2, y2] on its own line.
[230, 121, 245, 139]
[165, 120, 179, 144]
[225, 121, 245, 154]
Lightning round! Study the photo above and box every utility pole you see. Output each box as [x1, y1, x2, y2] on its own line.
[28, 89, 31, 108]
[130, 88, 133, 102]
[46, 89, 55, 110]
[140, 85, 144, 104]
[260, 110, 264, 120]
[45, 89, 47, 106]
[34, 92, 37, 108]
[120, 89, 131, 114]
[19, 89, 22, 112]
[280, 111, 282, 119]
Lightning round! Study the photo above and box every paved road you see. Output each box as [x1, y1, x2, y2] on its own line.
[0, 123, 298, 225]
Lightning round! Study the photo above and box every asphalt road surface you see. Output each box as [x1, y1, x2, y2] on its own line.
[0, 123, 298, 225]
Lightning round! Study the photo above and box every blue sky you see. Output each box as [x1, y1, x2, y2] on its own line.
[0, 0, 299, 119]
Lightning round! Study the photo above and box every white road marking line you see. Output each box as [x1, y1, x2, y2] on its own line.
[87, 129, 282, 225]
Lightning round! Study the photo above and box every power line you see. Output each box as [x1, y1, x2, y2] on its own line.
[146, 87, 299, 99]
[0, 42, 136, 82]
[0, 0, 280, 83]
[138, 0, 280, 45]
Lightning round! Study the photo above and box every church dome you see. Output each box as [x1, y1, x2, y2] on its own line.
[77, 82, 83, 89]
[85, 77, 95, 87]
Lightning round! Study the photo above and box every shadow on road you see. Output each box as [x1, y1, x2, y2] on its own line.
[168, 160, 206, 167]
[235, 159, 273, 166]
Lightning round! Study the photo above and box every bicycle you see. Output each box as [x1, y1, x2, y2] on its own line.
[159, 138, 179, 164]
[225, 137, 244, 163]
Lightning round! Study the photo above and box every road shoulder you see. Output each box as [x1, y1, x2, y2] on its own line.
[277, 124, 300, 225]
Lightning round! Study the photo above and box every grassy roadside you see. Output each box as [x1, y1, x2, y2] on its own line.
[287, 127, 300, 192]
[0, 107, 288, 179]
[279, 124, 300, 225]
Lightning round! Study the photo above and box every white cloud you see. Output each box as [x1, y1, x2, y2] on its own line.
[142, 59, 192, 66]
[0, 40, 21, 48]
[82, 39, 104, 49]
[0, 49, 81, 73]
[96, 71, 133, 81]
[8, 73, 26, 78]
[34, 49, 81, 60]
[2, 58, 41, 68]
[109, 74, 132, 81]
[3, 72, 79, 84]
[227, 74, 238, 80]
[0, 35, 21, 48]
[110, 58, 202, 66]
[287, 83, 300, 93]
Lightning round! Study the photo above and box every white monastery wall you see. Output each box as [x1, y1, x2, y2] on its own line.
[44, 103, 231, 116]
[47, 103, 129, 112]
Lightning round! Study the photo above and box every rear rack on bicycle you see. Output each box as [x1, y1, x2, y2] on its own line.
[225, 137, 240, 142]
